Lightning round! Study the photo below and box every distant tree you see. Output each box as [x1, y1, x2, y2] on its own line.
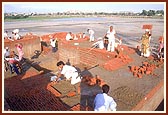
[147, 10, 155, 16]
[94, 12, 98, 15]
[141, 10, 148, 16]
[140, 9, 164, 16]
[156, 10, 164, 15]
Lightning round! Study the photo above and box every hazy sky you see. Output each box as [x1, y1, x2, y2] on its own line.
[3, 2, 165, 13]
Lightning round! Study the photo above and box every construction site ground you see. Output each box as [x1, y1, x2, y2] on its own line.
[4, 40, 164, 112]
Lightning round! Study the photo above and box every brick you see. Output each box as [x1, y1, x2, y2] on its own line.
[146, 71, 151, 75]
[137, 73, 142, 78]
[67, 91, 76, 97]
[142, 24, 153, 29]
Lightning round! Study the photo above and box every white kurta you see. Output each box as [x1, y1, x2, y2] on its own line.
[61, 65, 81, 85]
[106, 29, 116, 52]
[94, 93, 117, 111]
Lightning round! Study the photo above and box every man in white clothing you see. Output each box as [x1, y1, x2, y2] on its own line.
[50, 36, 57, 53]
[12, 29, 21, 40]
[56, 61, 81, 85]
[92, 37, 104, 49]
[87, 29, 95, 42]
[94, 84, 117, 111]
[106, 26, 116, 52]
[12, 29, 19, 34]
[13, 33, 20, 40]
[66, 32, 73, 41]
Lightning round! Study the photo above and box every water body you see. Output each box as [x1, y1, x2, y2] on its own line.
[4, 17, 164, 47]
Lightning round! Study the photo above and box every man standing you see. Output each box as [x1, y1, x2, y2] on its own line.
[106, 26, 116, 52]
[15, 43, 24, 61]
[87, 29, 95, 42]
[50, 35, 57, 53]
[94, 84, 117, 111]
[140, 29, 150, 57]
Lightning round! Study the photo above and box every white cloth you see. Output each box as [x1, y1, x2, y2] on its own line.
[50, 75, 61, 82]
[13, 29, 19, 34]
[88, 29, 95, 41]
[66, 33, 73, 41]
[94, 93, 117, 111]
[106, 29, 116, 52]
[92, 40, 104, 49]
[61, 65, 81, 85]
[50, 39, 56, 47]
[14, 34, 20, 40]
[73, 35, 78, 40]
[143, 48, 150, 57]
[4, 32, 8, 38]
[82, 33, 86, 39]
[4, 49, 10, 58]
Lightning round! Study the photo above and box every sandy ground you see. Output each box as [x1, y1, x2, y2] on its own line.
[4, 16, 164, 48]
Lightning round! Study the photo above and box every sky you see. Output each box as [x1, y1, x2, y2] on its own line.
[3, 2, 165, 13]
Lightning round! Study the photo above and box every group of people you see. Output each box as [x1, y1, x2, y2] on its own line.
[50, 60, 117, 111]
[88, 26, 164, 60]
[139, 28, 164, 61]
[4, 29, 21, 41]
[65, 32, 86, 41]
[90, 26, 121, 52]
[4, 43, 24, 75]
[65, 26, 119, 52]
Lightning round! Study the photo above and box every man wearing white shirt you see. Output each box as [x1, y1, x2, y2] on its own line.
[87, 29, 95, 42]
[94, 84, 117, 111]
[12, 29, 19, 34]
[50, 36, 57, 53]
[56, 61, 81, 85]
[12, 29, 21, 40]
[66, 32, 73, 41]
[106, 26, 116, 52]
[92, 37, 104, 49]
[13, 33, 20, 40]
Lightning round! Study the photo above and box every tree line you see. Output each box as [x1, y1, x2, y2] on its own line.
[4, 9, 164, 20]
[140, 10, 164, 16]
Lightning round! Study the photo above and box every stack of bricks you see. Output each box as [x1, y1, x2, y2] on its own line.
[81, 75, 106, 87]
[130, 61, 158, 78]
[104, 53, 133, 71]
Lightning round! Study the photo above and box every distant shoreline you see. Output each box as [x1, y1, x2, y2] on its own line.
[4, 15, 164, 22]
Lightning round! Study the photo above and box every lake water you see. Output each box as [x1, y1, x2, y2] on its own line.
[4, 17, 164, 47]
